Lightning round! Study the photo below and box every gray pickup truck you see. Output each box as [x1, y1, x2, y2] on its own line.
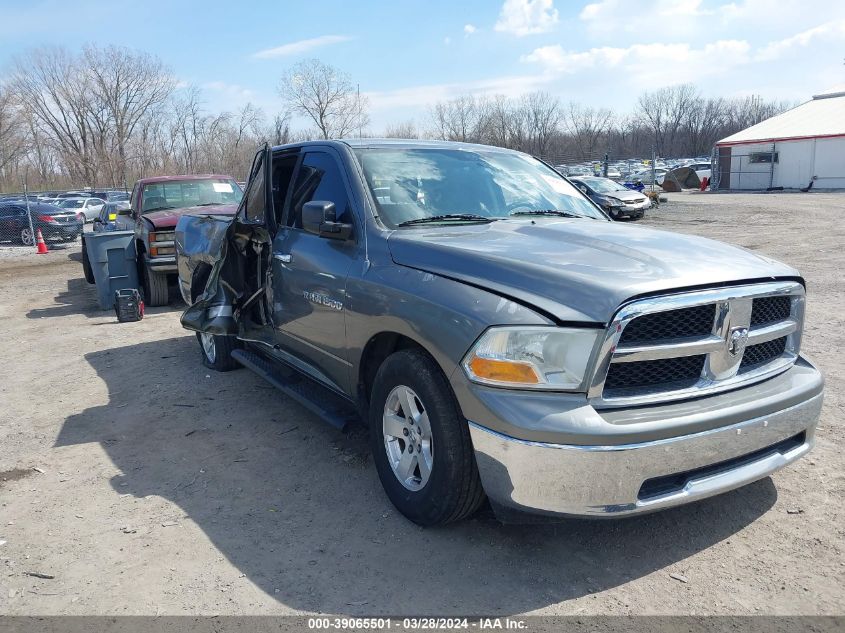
[175, 139, 823, 526]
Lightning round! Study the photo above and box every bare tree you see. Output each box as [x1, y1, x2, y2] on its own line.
[521, 91, 562, 157]
[428, 95, 488, 142]
[564, 103, 614, 160]
[0, 45, 798, 191]
[271, 111, 292, 145]
[0, 84, 26, 176]
[11, 47, 100, 184]
[383, 119, 419, 139]
[83, 45, 174, 184]
[278, 59, 369, 139]
[636, 84, 700, 156]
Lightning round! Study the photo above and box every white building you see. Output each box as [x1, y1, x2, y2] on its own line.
[714, 89, 845, 190]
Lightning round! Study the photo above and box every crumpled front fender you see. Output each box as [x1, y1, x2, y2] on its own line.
[176, 214, 238, 336]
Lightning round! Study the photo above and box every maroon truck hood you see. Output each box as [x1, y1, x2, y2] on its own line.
[144, 204, 238, 229]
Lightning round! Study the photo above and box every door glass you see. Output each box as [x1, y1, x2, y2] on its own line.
[130, 184, 139, 211]
[271, 154, 299, 227]
[243, 153, 266, 224]
[287, 152, 350, 229]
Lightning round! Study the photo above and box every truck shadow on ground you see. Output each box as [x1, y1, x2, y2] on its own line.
[26, 250, 184, 319]
[56, 336, 777, 615]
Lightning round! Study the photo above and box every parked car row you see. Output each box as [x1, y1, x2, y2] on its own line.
[0, 201, 83, 245]
[554, 156, 712, 188]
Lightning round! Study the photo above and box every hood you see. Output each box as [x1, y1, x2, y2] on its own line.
[144, 204, 238, 229]
[603, 189, 646, 202]
[387, 218, 800, 324]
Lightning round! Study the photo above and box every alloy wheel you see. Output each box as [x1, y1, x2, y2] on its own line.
[200, 332, 216, 363]
[382, 385, 434, 491]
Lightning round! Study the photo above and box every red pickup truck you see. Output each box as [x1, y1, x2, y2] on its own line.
[128, 175, 242, 305]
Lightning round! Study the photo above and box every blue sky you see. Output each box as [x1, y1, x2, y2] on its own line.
[1, 0, 844, 130]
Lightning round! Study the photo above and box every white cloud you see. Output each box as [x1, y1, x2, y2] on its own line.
[464, 24, 477, 35]
[203, 81, 257, 101]
[755, 19, 845, 61]
[252, 35, 352, 59]
[444, 36, 452, 45]
[366, 74, 554, 111]
[522, 39, 751, 85]
[494, 0, 559, 36]
[580, 0, 711, 36]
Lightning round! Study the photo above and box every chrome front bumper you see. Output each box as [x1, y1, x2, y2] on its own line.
[469, 391, 822, 519]
[147, 255, 177, 273]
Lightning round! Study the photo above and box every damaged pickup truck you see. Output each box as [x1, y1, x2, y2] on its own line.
[129, 174, 242, 305]
[175, 139, 824, 526]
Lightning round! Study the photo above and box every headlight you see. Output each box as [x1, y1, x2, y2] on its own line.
[603, 197, 623, 208]
[462, 326, 601, 390]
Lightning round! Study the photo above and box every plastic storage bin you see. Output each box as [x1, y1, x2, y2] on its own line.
[85, 230, 139, 310]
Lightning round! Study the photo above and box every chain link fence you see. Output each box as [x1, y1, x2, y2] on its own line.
[0, 187, 130, 252]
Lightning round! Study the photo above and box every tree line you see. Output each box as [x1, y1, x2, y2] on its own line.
[0, 46, 793, 192]
[418, 87, 792, 164]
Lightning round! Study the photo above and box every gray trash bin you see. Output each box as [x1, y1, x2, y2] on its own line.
[84, 230, 139, 310]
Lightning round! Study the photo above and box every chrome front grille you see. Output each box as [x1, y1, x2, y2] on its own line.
[588, 281, 804, 407]
[750, 295, 791, 326]
[619, 304, 715, 343]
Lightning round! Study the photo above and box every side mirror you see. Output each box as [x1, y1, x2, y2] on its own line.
[302, 200, 352, 240]
[579, 186, 587, 193]
[117, 207, 132, 216]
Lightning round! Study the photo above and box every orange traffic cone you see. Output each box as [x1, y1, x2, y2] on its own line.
[35, 229, 48, 254]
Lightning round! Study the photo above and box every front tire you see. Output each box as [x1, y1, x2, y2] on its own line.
[197, 332, 241, 372]
[141, 254, 169, 306]
[369, 349, 485, 526]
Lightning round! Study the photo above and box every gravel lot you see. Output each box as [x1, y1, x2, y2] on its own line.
[0, 192, 843, 616]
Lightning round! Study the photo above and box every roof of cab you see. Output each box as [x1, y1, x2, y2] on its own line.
[136, 174, 235, 185]
[270, 138, 522, 154]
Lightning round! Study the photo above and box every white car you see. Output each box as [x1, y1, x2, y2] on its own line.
[56, 197, 104, 222]
[630, 168, 668, 185]
[686, 162, 712, 181]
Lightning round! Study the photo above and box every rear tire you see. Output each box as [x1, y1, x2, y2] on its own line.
[81, 238, 95, 284]
[141, 254, 169, 306]
[369, 349, 485, 526]
[197, 332, 242, 372]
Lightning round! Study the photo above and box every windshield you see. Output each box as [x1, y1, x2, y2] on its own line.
[580, 178, 628, 194]
[355, 148, 604, 227]
[58, 199, 85, 209]
[140, 178, 243, 214]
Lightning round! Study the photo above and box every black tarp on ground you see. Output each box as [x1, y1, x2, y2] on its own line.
[662, 166, 702, 192]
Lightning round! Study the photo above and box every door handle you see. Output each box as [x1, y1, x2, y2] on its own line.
[273, 253, 292, 263]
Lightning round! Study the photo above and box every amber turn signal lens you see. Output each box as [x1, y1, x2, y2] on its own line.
[468, 357, 540, 384]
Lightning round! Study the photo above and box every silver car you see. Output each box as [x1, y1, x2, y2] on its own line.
[56, 197, 104, 222]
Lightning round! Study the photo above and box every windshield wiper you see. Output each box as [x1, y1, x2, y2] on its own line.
[509, 209, 582, 218]
[398, 214, 496, 227]
[143, 205, 177, 213]
[195, 202, 223, 207]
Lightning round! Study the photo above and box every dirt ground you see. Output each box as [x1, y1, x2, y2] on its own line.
[0, 191, 843, 616]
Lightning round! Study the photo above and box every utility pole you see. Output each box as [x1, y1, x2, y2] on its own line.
[23, 168, 36, 249]
[651, 148, 657, 190]
[357, 83, 362, 139]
